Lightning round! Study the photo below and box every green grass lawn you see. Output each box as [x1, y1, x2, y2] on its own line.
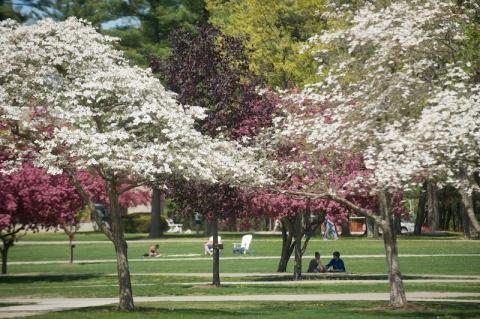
[2, 232, 479, 318]
[7, 255, 480, 276]
[10, 233, 480, 260]
[1, 273, 479, 298]
[7, 233, 480, 277]
[26, 301, 480, 319]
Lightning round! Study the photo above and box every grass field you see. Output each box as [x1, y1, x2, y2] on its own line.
[8, 232, 480, 276]
[2, 232, 479, 318]
[25, 301, 480, 319]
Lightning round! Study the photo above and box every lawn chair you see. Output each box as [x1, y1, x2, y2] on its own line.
[166, 219, 183, 233]
[233, 234, 253, 255]
[204, 236, 222, 255]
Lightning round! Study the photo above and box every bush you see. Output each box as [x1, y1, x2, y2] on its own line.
[122, 212, 168, 233]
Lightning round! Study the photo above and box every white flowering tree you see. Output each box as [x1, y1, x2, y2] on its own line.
[0, 18, 270, 310]
[269, 0, 479, 307]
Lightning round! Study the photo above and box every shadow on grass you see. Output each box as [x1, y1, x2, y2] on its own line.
[105, 305, 268, 317]
[399, 232, 464, 240]
[0, 273, 103, 284]
[251, 273, 472, 282]
[42, 301, 480, 319]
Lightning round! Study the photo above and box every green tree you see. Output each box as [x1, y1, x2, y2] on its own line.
[8, 0, 207, 66]
[206, 0, 327, 88]
[108, 0, 207, 65]
[0, 0, 21, 21]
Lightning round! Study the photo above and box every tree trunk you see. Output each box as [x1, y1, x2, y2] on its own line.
[366, 218, 374, 237]
[444, 203, 452, 230]
[367, 217, 380, 238]
[373, 222, 380, 237]
[456, 202, 463, 232]
[205, 219, 213, 237]
[149, 188, 165, 238]
[292, 214, 303, 280]
[277, 218, 294, 272]
[69, 237, 74, 264]
[107, 178, 134, 311]
[459, 189, 480, 235]
[393, 216, 401, 235]
[414, 182, 427, 235]
[379, 191, 407, 307]
[427, 182, 440, 232]
[211, 216, 221, 286]
[461, 205, 471, 238]
[1, 238, 13, 275]
[341, 217, 351, 237]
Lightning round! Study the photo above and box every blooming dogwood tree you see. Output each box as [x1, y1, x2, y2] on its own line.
[0, 18, 270, 310]
[255, 94, 404, 279]
[268, 0, 478, 307]
[303, 0, 480, 231]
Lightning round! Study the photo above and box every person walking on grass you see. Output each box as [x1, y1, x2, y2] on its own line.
[323, 215, 339, 240]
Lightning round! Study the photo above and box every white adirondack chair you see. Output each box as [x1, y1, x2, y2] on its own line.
[204, 236, 222, 255]
[233, 234, 253, 254]
[166, 219, 183, 233]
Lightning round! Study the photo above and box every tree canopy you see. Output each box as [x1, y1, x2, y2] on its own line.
[206, 0, 327, 88]
[0, 17, 271, 309]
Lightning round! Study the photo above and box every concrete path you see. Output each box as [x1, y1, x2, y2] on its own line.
[1, 292, 479, 318]
[123, 272, 480, 279]
[10, 254, 480, 265]
[174, 278, 480, 285]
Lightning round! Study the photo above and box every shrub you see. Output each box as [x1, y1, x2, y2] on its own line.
[122, 212, 168, 234]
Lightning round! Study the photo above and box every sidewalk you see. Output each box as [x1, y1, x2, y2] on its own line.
[1, 292, 479, 318]
[9, 254, 480, 266]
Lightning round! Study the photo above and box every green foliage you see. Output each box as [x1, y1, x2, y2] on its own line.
[461, 5, 480, 83]
[122, 213, 168, 233]
[26, 0, 208, 66]
[206, 0, 327, 88]
[54, 0, 130, 25]
[0, 0, 22, 21]
[116, 0, 207, 65]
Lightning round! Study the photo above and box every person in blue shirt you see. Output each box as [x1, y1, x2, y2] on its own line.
[325, 251, 346, 272]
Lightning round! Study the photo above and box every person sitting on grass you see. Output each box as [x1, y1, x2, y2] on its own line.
[325, 251, 345, 272]
[143, 244, 161, 257]
[307, 251, 326, 273]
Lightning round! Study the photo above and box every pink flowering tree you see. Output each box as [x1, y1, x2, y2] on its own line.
[0, 152, 149, 273]
[0, 158, 79, 274]
[251, 108, 382, 279]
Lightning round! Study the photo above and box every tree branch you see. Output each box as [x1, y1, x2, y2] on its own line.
[65, 169, 114, 241]
[0, 226, 25, 242]
[277, 189, 386, 227]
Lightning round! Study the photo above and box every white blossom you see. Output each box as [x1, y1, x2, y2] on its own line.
[276, 0, 478, 192]
[0, 18, 272, 187]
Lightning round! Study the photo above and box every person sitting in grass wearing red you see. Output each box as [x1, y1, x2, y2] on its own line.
[144, 244, 161, 257]
[326, 251, 346, 272]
